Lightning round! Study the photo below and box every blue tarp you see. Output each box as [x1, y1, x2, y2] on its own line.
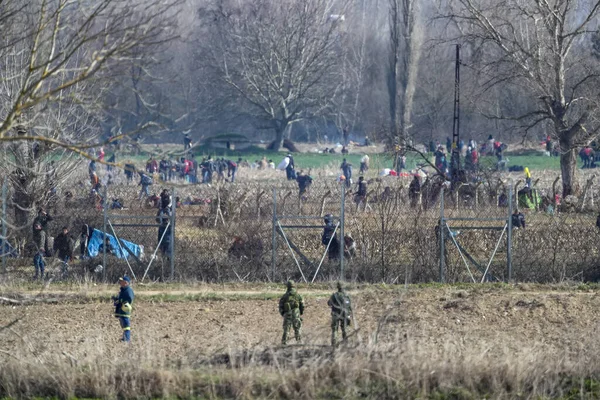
[87, 229, 143, 260]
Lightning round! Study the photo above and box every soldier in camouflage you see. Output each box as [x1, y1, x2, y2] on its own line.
[328, 281, 353, 346]
[278, 280, 304, 345]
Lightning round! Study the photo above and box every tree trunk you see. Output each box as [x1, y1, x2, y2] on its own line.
[268, 126, 286, 151]
[559, 130, 579, 198]
[387, 53, 398, 141]
[387, 0, 400, 141]
[13, 186, 32, 231]
[11, 140, 34, 234]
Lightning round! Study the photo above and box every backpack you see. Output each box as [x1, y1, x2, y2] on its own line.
[331, 292, 351, 316]
[340, 294, 351, 315]
[142, 175, 153, 186]
[288, 294, 298, 309]
[284, 293, 299, 312]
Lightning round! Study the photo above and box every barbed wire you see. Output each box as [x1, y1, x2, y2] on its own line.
[0, 176, 599, 284]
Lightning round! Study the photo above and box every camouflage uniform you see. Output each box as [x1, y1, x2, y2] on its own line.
[279, 280, 304, 345]
[328, 282, 352, 346]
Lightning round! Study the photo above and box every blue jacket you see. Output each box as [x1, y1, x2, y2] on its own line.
[114, 286, 134, 318]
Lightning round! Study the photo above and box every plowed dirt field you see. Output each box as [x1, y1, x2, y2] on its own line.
[1, 284, 598, 360]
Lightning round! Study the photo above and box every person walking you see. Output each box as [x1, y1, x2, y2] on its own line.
[183, 133, 192, 150]
[107, 153, 116, 171]
[328, 282, 353, 346]
[354, 176, 368, 210]
[32, 208, 53, 233]
[278, 280, 304, 345]
[124, 164, 135, 182]
[340, 158, 352, 188]
[112, 276, 134, 342]
[33, 248, 45, 281]
[156, 206, 172, 258]
[396, 155, 406, 174]
[296, 171, 313, 199]
[32, 220, 48, 257]
[285, 154, 295, 180]
[227, 159, 238, 183]
[512, 209, 526, 229]
[53, 226, 73, 277]
[138, 171, 153, 200]
[322, 214, 341, 261]
[409, 175, 421, 208]
[359, 154, 370, 174]
[88, 159, 96, 178]
[524, 167, 532, 187]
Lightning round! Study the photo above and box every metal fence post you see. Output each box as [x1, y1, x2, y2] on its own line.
[2, 181, 6, 274]
[339, 183, 345, 281]
[439, 189, 445, 283]
[507, 182, 513, 282]
[271, 188, 277, 282]
[170, 187, 176, 280]
[102, 185, 107, 282]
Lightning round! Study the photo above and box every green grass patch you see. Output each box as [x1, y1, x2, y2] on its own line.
[505, 153, 561, 170]
[108, 141, 581, 173]
[561, 378, 600, 399]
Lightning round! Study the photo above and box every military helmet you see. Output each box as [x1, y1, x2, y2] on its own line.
[286, 280, 295, 289]
[337, 281, 344, 291]
[324, 214, 334, 224]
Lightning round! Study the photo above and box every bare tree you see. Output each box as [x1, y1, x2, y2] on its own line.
[387, 0, 423, 146]
[440, 0, 600, 197]
[410, 46, 453, 143]
[198, 0, 346, 151]
[0, 0, 180, 139]
[0, 0, 181, 233]
[327, 0, 379, 141]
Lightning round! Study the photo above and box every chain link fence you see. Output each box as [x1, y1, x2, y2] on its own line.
[0, 175, 599, 284]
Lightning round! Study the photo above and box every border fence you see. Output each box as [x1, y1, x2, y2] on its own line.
[0, 176, 599, 284]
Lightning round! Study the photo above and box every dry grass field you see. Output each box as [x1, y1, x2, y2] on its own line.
[1, 283, 600, 399]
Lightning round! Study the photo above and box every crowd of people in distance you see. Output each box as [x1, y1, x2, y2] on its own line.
[30, 130, 578, 283]
[428, 135, 508, 175]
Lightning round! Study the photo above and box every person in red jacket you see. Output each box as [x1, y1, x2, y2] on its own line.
[471, 148, 479, 168]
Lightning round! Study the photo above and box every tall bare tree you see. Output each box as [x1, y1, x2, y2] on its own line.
[387, 0, 423, 146]
[327, 0, 378, 140]
[440, 0, 600, 197]
[198, 0, 346, 151]
[0, 0, 180, 232]
[0, 0, 180, 139]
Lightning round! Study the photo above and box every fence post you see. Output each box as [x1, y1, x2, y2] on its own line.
[507, 182, 513, 282]
[102, 185, 107, 282]
[2, 181, 6, 274]
[271, 188, 277, 282]
[439, 189, 445, 283]
[170, 187, 176, 280]
[340, 183, 345, 281]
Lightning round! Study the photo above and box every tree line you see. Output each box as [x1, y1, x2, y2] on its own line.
[1, 0, 600, 216]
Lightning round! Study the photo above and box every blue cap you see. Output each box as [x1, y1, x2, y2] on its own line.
[119, 276, 131, 283]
